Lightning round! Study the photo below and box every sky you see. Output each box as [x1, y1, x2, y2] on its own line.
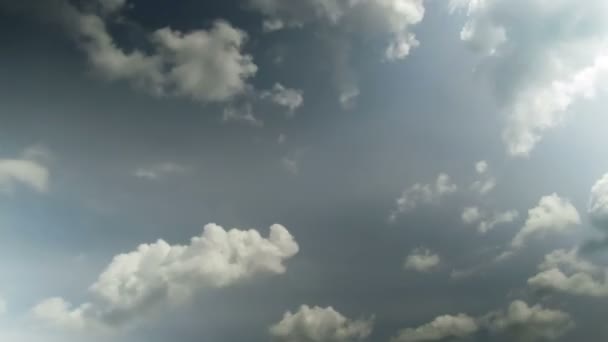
[1, 0, 608, 341]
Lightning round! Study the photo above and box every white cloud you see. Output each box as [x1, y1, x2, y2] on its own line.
[451, 0, 608, 157]
[404, 248, 440, 272]
[270, 305, 373, 342]
[261, 83, 304, 114]
[0, 147, 50, 193]
[528, 248, 608, 297]
[50, 1, 257, 104]
[339, 86, 360, 110]
[263, 19, 285, 32]
[470, 160, 496, 195]
[461, 207, 518, 234]
[474, 160, 488, 174]
[133, 162, 185, 181]
[589, 172, 608, 230]
[33, 223, 299, 330]
[389, 173, 457, 222]
[510, 194, 580, 248]
[391, 314, 478, 342]
[247, 0, 426, 61]
[222, 104, 264, 127]
[481, 300, 574, 340]
[393, 300, 572, 341]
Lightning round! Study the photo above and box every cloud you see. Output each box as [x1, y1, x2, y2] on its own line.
[18, 0, 257, 104]
[528, 248, 608, 297]
[391, 314, 478, 342]
[247, 0, 425, 61]
[589, 172, 608, 230]
[281, 157, 299, 175]
[389, 173, 457, 222]
[393, 300, 572, 341]
[222, 104, 264, 127]
[481, 300, 574, 340]
[510, 194, 580, 249]
[269, 305, 373, 342]
[133, 162, 185, 181]
[261, 83, 304, 114]
[461, 207, 519, 234]
[470, 160, 496, 195]
[339, 86, 360, 110]
[33, 224, 299, 331]
[404, 248, 440, 272]
[451, 0, 608, 157]
[0, 147, 50, 193]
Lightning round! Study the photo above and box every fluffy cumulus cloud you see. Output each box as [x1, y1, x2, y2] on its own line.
[392, 314, 477, 342]
[261, 83, 304, 114]
[33, 224, 299, 331]
[393, 300, 572, 341]
[0, 148, 49, 193]
[451, 0, 608, 156]
[17, 0, 257, 104]
[404, 248, 440, 272]
[510, 194, 580, 249]
[247, 0, 426, 61]
[589, 172, 608, 230]
[389, 173, 457, 222]
[270, 305, 373, 342]
[528, 248, 608, 297]
[461, 206, 518, 234]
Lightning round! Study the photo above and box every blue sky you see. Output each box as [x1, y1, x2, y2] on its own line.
[2, 0, 608, 341]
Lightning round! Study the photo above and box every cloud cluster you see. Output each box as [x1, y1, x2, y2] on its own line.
[0, 148, 49, 193]
[510, 193, 580, 249]
[12, 0, 257, 104]
[404, 248, 440, 272]
[528, 248, 608, 297]
[33, 224, 299, 331]
[248, 0, 426, 61]
[261, 83, 304, 115]
[451, 0, 608, 156]
[270, 305, 373, 342]
[393, 300, 573, 341]
[461, 206, 518, 234]
[389, 173, 457, 222]
[391, 313, 477, 342]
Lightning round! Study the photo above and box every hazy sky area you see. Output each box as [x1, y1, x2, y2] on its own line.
[2, 0, 608, 341]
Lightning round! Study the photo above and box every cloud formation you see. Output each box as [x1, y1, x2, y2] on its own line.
[389, 173, 457, 222]
[261, 83, 304, 115]
[133, 162, 185, 181]
[461, 207, 519, 234]
[14, 0, 257, 104]
[528, 248, 608, 297]
[451, 0, 608, 156]
[247, 0, 425, 61]
[392, 314, 477, 342]
[33, 224, 299, 331]
[270, 305, 373, 342]
[510, 194, 580, 249]
[404, 248, 440, 272]
[0, 148, 49, 193]
[589, 172, 608, 230]
[393, 300, 573, 341]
